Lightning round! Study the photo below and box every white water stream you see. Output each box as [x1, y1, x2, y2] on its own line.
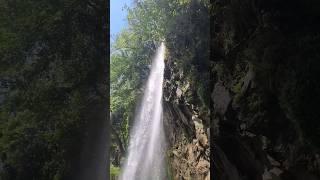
[119, 42, 166, 180]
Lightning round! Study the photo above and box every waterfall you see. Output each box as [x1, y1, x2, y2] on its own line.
[119, 42, 166, 180]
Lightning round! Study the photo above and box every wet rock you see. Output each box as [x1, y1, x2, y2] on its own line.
[262, 168, 282, 180]
[212, 82, 231, 115]
[241, 66, 255, 94]
[267, 155, 281, 167]
[176, 88, 183, 98]
[270, 167, 283, 176]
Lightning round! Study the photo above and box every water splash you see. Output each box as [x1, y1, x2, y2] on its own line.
[120, 42, 166, 180]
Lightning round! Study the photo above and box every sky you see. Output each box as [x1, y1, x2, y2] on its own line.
[110, 0, 132, 44]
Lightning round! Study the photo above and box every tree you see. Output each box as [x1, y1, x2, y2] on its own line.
[0, 0, 107, 179]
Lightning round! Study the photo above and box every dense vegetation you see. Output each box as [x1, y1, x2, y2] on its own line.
[0, 0, 107, 179]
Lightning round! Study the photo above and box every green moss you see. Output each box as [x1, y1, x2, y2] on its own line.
[166, 151, 174, 180]
[232, 81, 243, 101]
[110, 165, 121, 177]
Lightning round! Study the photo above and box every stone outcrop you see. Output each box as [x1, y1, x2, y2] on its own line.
[163, 59, 210, 180]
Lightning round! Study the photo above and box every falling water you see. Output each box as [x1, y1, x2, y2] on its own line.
[119, 42, 166, 180]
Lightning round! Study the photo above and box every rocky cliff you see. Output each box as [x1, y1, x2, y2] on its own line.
[163, 0, 320, 180]
[211, 0, 320, 180]
[163, 55, 210, 180]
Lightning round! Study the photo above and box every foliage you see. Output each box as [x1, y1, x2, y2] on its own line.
[110, 164, 120, 177]
[0, 0, 106, 179]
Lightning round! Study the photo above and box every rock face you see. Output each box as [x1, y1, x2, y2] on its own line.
[163, 1, 320, 179]
[211, 0, 320, 180]
[163, 60, 210, 180]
